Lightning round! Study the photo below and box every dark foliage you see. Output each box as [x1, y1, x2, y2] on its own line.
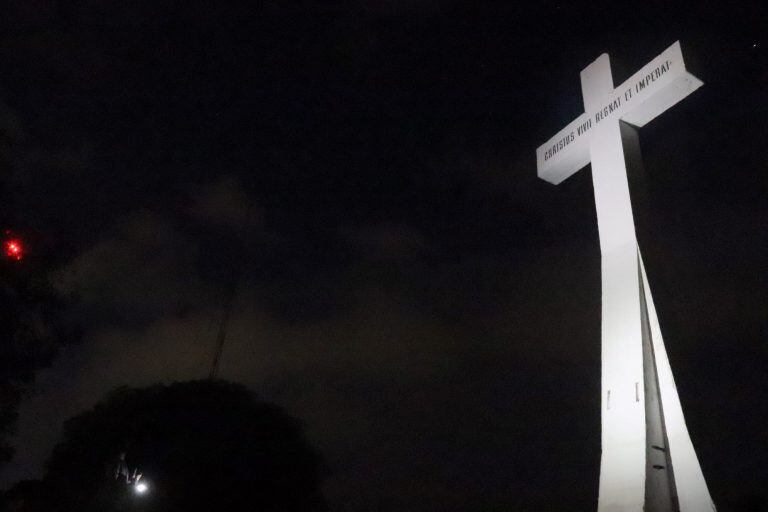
[0, 237, 77, 465]
[0, 92, 83, 466]
[4, 380, 326, 512]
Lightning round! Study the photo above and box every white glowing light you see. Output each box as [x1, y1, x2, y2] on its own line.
[134, 482, 148, 494]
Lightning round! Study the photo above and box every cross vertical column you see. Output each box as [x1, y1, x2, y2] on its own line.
[580, 54, 647, 511]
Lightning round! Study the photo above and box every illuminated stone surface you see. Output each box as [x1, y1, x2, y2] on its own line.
[536, 42, 715, 512]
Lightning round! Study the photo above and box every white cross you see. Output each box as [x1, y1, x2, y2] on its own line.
[536, 42, 716, 511]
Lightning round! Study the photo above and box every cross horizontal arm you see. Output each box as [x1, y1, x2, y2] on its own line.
[536, 41, 703, 185]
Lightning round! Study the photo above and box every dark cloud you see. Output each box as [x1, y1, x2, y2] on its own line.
[57, 211, 212, 324]
[188, 176, 264, 232]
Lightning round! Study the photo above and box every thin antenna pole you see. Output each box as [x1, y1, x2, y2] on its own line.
[208, 198, 254, 380]
[208, 287, 235, 380]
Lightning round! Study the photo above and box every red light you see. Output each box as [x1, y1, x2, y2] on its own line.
[3, 238, 24, 261]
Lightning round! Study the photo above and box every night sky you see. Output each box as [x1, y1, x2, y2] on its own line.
[0, 1, 766, 510]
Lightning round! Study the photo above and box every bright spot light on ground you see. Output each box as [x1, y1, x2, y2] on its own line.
[135, 482, 149, 494]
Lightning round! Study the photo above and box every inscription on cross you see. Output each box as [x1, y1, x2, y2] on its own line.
[536, 41, 702, 186]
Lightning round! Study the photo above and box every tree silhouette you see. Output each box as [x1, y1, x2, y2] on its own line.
[0, 232, 78, 466]
[5, 380, 326, 512]
[0, 98, 82, 468]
